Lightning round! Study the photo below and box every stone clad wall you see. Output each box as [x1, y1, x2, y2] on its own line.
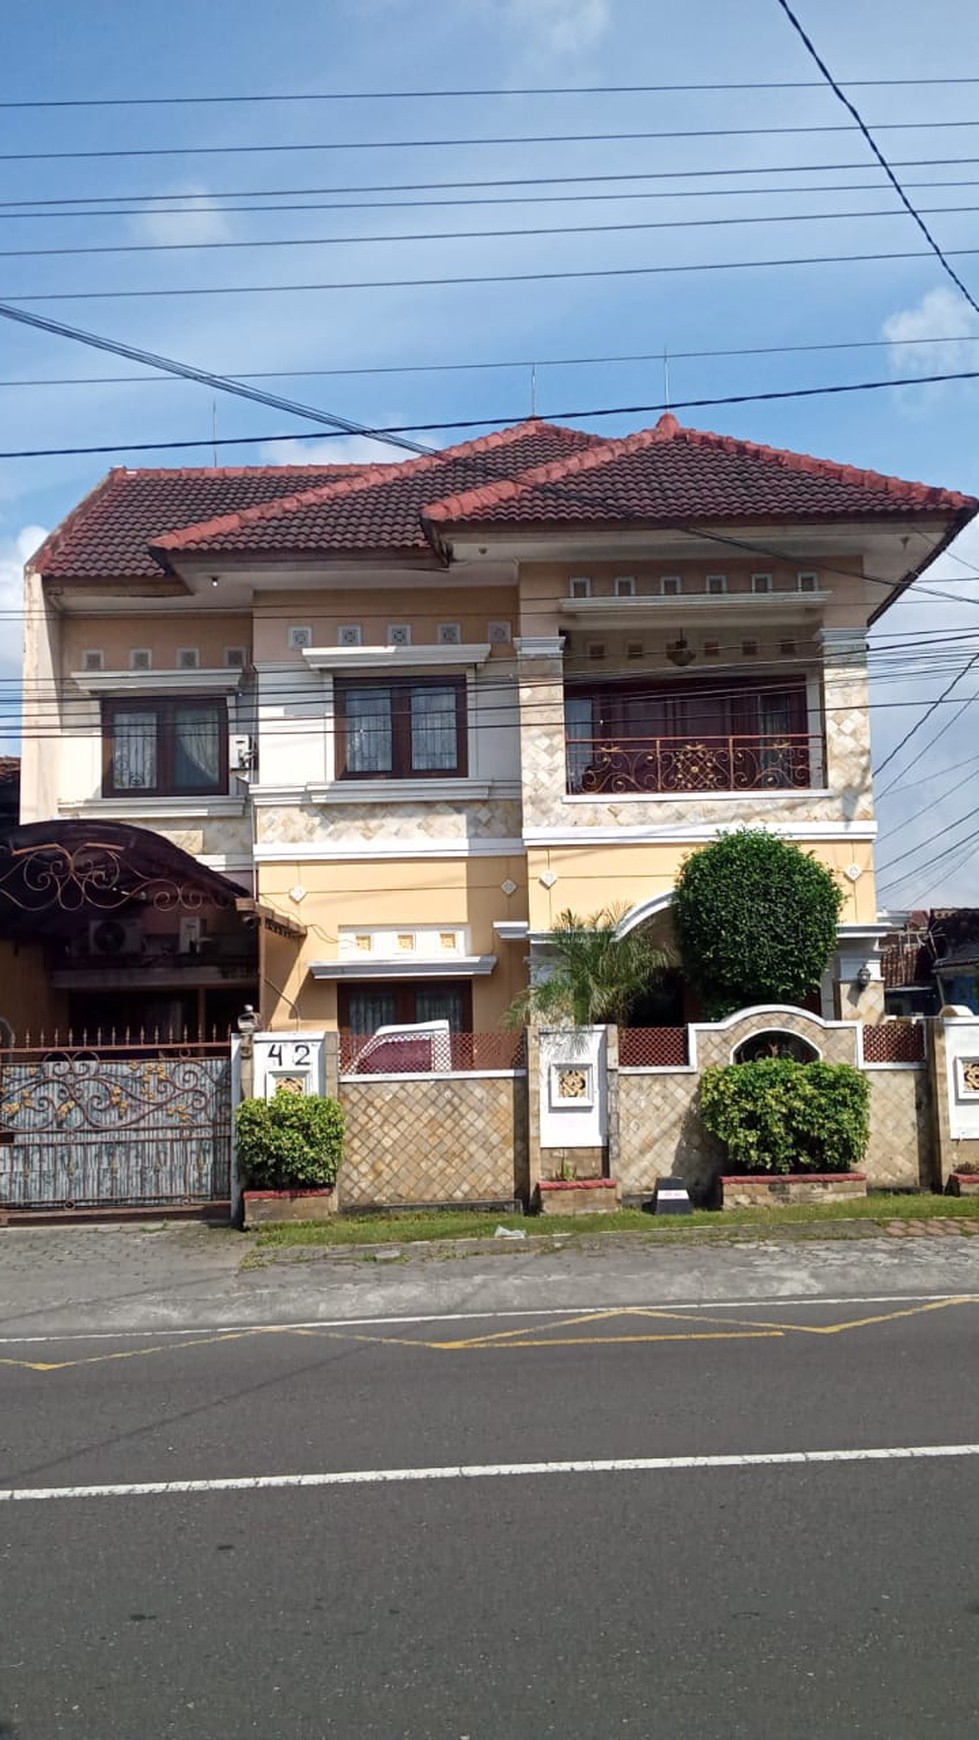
[615, 1008, 933, 1202]
[864, 1066, 932, 1189]
[337, 1073, 527, 1208]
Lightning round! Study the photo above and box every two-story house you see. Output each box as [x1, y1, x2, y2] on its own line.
[16, 413, 976, 1041]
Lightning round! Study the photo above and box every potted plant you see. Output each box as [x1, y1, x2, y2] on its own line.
[236, 1088, 344, 1227]
[699, 1057, 870, 1209]
[947, 1159, 979, 1198]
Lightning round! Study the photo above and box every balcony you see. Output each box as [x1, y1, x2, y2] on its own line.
[566, 732, 822, 796]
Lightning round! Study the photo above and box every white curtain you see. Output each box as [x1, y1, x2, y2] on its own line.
[174, 706, 221, 789]
[346, 688, 392, 774]
[410, 686, 457, 771]
[113, 710, 157, 790]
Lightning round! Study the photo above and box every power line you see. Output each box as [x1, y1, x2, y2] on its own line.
[0, 299, 432, 458]
[5, 118, 979, 166]
[874, 654, 979, 783]
[5, 156, 977, 212]
[6, 244, 979, 303]
[5, 364, 979, 461]
[5, 201, 979, 262]
[774, 0, 979, 319]
[3, 328, 979, 392]
[4, 77, 979, 109]
[7, 174, 979, 224]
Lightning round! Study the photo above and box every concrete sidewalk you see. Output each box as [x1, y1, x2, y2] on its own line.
[0, 1220, 977, 1336]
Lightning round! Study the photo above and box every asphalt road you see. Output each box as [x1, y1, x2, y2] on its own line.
[2, 1290, 979, 1738]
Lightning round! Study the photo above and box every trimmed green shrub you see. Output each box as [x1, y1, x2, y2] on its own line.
[699, 1058, 870, 1175]
[674, 830, 844, 1017]
[235, 1091, 344, 1190]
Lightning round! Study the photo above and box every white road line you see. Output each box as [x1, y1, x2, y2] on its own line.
[0, 1293, 975, 1346]
[2, 1443, 979, 1503]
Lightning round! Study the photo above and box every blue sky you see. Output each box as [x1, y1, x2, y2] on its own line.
[2, 0, 979, 907]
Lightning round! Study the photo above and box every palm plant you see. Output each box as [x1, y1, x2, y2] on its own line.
[506, 906, 671, 1029]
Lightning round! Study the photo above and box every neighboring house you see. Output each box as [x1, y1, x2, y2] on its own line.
[14, 414, 976, 1041]
[883, 910, 979, 1016]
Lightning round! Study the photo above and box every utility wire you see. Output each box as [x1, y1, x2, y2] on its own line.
[0, 299, 432, 458]
[7, 174, 979, 223]
[3, 328, 979, 392]
[876, 685, 979, 795]
[5, 157, 978, 209]
[5, 118, 979, 165]
[874, 654, 979, 782]
[4, 201, 978, 261]
[4, 365, 979, 460]
[4, 77, 979, 109]
[7, 244, 979, 303]
[774, 0, 979, 318]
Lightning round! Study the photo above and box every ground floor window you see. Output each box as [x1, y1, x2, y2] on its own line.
[339, 981, 472, 1034]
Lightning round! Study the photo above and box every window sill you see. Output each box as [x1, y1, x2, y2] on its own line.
[307, 779, 494, 804]
[59, 795, 247, 819]
[563, 788, 833, 804]
[71, 668, 243, 695]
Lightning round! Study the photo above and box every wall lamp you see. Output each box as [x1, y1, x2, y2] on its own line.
[855, 964, 872, 989]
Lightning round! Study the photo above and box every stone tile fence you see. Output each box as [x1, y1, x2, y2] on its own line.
[327, 1010, 951, 1211]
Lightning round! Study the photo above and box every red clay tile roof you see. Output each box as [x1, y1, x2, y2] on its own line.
[35, 464, 370, 580]
[33, 416, 977, 581]
[422, 415, 977, 530]
[148, 422, 601, 561]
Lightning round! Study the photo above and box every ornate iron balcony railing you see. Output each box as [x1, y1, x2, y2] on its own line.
[566, 732, 822, 795]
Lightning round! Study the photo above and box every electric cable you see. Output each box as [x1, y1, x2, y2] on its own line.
[774, 0, 979, 318]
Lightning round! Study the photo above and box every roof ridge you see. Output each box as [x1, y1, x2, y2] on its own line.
[424, 411, 974, 524]
[423, 419, 672, 523]
[151, 420, 594, 553]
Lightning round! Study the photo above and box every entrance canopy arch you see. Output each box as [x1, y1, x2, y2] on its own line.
[0, 819, 276, 1042]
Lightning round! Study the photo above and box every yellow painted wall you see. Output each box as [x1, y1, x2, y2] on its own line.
[524, 839, 878, 930]
[257, 853, 529, 1031]
[516, 555, 874, 639]
[60, 614, 253, 673]
[252, 585, 519, 665]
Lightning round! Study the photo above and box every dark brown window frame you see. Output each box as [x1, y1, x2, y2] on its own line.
[102, 696, 229, 798]
[335, 675, 468, 780]
[338, 980, 473, 1032]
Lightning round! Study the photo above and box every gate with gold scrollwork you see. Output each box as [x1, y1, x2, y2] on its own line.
[0, 1044, 231, 1211]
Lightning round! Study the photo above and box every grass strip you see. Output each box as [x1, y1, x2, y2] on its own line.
[252, 1192, 979, 1251]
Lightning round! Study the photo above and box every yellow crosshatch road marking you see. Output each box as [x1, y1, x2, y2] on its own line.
[0, 1297, 975, 1372]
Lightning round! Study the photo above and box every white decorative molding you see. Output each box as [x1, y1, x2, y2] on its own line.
[305, 778, 497, 805]
[58, 796, 247, 819]
[494, 920, 530, 941]
[560, 592, 829, 625]
[513, 636, 566, 658]
[563, 789, 834, 806]
[71, 668, 243, 695]
[254, 837, 525, 863]
[310, 955, 497, 980]
[301, 643, 490, 672]
[524, 821, 877, 847]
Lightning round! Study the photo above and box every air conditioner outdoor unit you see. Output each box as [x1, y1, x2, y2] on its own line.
[88, 918, 142, 957]
[230, 734, 254, 772]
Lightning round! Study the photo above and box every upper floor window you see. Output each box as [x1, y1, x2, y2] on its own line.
[102, 698, 227, 797]
[336, 676, 467, 780]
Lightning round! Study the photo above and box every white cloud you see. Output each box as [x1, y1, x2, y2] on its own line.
[499, 0, 611, 55]
[0, 524, 46, 617]
[882, 287, 979, 402]
[256, 434, 403, 467]
[131, 185, 232, 248]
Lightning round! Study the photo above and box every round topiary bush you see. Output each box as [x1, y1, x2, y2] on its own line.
[699, 1058, 870, 1174]
[235, 1090, 344, 1190]
[673, 829, 844, 1017]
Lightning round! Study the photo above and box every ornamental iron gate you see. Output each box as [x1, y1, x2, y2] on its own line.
[0, 1044, 232, 1211]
